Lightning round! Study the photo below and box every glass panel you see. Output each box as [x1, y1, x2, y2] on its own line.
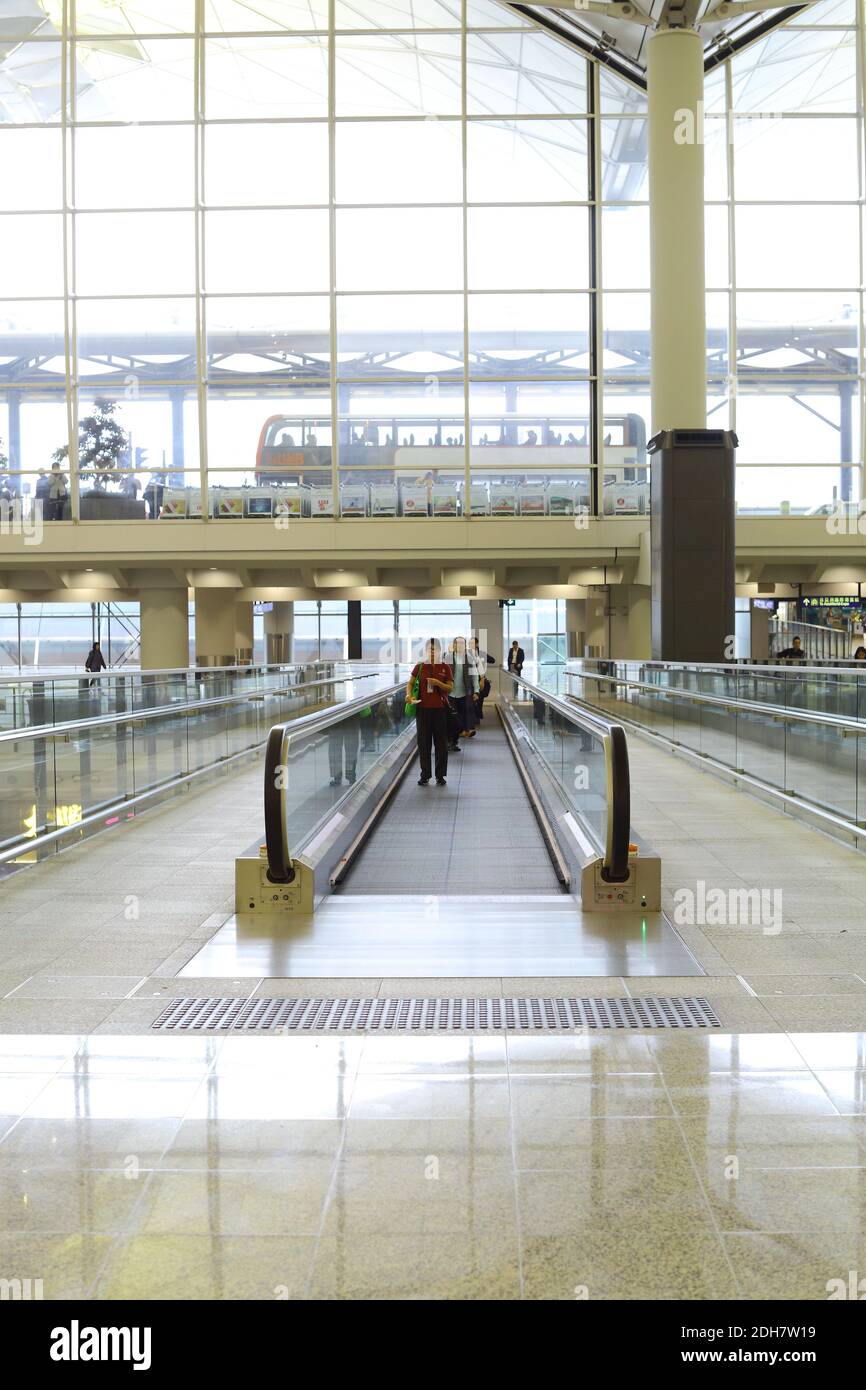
[733, 116, 859, 200]
[336, 207, 463, 290]
[337, 382, 466, 517]
[336, 120, 463, 204]
[205, 37, 328, 119]
[205, 210, 330, 292]
[335, 35, 461, 117]
[337, 293, 464, 379]
[469, 380, 592, 509]
[74, 1, 196, 32]
[467, 118, 590, 202]
[467, 206, 589, 289]
[735, 464, 858, 515]
[602, 205, 649, 289]
[0, 128, 62, 208]
[204, 122, 329, 205]
[207, 390, 332, 498]
[74, 39, 196, 122]
[468, 293, 591, 376]
[736, 292, 858, 368]
[735, 205, 859, 288]
[77, 298, 196, 385]
[0, 215, 64, 296]
[75, 125, 194, 209]
[731, 29, 857, 114]
[75, 212, 196, 295]
[467, 32, 587, 115]
[205, 0, 328, 29]
[206, 295, 331, 379]
[0, 41, 63, 126]
[599, 117, 647, 201]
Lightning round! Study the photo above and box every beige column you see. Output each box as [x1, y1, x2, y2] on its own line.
[264, 601, 294, 664]
[648, 27, 707, 432]
[194, 589, 238, 667]
[139, 589, 189, 670]
[469, 599, 504, 697]
[234, 601, 254, 665]
[565, 597, 586, 659]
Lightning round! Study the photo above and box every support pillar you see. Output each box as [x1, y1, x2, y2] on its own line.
[565, 597, 586, 659]
[470, 599, 504, 697]
[648, 27, 706, 432]
[264, 601, 294, 665]
[194, 589, 239, 667]
[139, 590, 189, 670]
[234, 601, 254, 666]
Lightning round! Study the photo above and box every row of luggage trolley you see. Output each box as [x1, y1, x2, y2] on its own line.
[160, 480, 597, 519]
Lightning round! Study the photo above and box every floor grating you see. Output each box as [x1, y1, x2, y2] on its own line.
[151, 996, 722, 1032]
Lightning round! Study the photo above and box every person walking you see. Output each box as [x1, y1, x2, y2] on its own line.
[84, 640, 107, 689]
[407, 638, 452, 787]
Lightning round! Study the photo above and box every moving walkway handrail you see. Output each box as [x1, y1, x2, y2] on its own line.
[0, 671, 386, 745]
[264, 679, 406, 885]
[568, 667, 866, 734]
[507, 669, 631, 882]
[568, 657, 866, 678]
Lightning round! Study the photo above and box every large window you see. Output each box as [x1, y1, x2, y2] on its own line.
[0, 1, 860, 521]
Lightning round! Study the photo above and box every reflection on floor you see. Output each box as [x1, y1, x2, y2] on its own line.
[182, 896, 703, 979]
[2, 1030, 866, 1300]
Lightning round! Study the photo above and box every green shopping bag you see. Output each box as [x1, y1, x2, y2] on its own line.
[404, 664, 422, 717]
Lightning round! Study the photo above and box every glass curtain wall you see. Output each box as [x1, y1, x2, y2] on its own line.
[0, 0, 861, 521]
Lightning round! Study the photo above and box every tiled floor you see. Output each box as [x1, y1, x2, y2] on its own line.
[1, 1031, 866, 1300]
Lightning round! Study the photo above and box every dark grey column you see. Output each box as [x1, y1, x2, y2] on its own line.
[648, 428, 737, 663]
[347, 600, 362, 660]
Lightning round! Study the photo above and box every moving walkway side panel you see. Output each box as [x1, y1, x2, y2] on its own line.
[498, 694, 661, 913]
[236, 712, 417, 916]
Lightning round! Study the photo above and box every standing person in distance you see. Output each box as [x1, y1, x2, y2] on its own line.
[407, 638, 453, 788]
[470, 636, 493, 723]
[507, 639, 525, 696]
[447, 635, 479, 748]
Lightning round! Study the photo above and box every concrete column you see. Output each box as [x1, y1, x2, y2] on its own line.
[565, 598, 586, 659]
[623, 585, 651, 658]
[194, 589, 238, 667]
[648, 27, 706, 432]
[234, 601, 254, 665]
[585, 588, 608, 658]
[139, 590, 189, 670]
[264, 601, 294, 664]
[470, 599, 504, 697]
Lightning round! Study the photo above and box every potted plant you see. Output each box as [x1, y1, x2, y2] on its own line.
[54, 398, 129, 493]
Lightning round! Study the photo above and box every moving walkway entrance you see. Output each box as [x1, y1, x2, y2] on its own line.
[182, 672, 702, 979]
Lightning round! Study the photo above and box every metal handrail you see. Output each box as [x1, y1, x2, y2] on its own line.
[263, 680, 407, 884]
[507, 670, 631, 882]
[0, 671, 386, 745]
[568, 667, 866, 734]
[568, 658, 866, 678]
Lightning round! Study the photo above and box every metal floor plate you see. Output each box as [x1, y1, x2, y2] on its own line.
[152, 995, 722, 1032]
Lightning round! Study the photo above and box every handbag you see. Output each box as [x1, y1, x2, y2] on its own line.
[404, 663, 422, 717]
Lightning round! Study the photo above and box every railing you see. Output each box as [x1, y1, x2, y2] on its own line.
[0, 664, 397, 865]
[502, 667, 632, 882]
[263, 677, 411, 884]
[769, 618, 852, 663]
[566, 658, 866, 843]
